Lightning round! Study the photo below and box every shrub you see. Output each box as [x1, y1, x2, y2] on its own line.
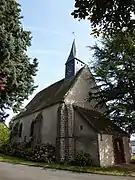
[0, 141, 56, 163]
[27, 143, 56, 163]
[13, 142, 27, 158]
[0, 142, 22, 156]
[0, 143, 8, 154]
[70, 151, 92, 166]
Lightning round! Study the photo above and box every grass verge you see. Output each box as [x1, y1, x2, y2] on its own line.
[0, 153, 134, 177]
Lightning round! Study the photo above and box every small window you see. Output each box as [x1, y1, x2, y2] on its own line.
[100, 134, 103, 141]
[79, 125, 84, 131]
[77, 61, 78, 64]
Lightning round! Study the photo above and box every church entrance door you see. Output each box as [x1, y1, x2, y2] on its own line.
[113, 136, 125, 164]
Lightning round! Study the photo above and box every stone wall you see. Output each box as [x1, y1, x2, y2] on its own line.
[74, 110, 100, 166]
[41, 104, 59, 145]
[98, 134, 115, 167]
[66, 104, 75, 160]
[59, 67, 106, 163]
[64, 66, 106, 113]
[11, 111, 39, 143]
[12, 104, 59, 146]
[57, 103, 68, 161]
[56, 103, 75, 161]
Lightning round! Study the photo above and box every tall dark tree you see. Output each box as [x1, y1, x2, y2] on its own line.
[0, 0, 38, 121]
[72, 0, 135, 35]
[90, 31, 135, 134]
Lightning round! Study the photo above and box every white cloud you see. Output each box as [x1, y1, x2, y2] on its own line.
[23, 26, 62, 36]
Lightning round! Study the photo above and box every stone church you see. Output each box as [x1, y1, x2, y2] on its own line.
[11, 40, 131, 167]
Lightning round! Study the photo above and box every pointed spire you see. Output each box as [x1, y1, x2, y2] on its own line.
[66, 39, 76, 64]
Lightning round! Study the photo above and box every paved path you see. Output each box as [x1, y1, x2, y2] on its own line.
[0, 162, 134, 180]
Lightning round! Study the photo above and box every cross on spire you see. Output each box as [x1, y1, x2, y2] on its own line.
[72, 32, 75, 40]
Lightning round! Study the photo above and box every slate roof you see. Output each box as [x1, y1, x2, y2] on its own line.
[66, 39, 76, 64]
[74, 106, 129, 136]
[15, 68, 84, 119]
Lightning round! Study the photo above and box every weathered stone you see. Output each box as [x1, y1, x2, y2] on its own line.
[57, 103, 69, 161]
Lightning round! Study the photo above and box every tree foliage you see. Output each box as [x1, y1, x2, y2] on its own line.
[90, 31, 135, 134]
[0, 123, 9, 145]
[0, 0, 38, 121]
[72, 0, 135, 35]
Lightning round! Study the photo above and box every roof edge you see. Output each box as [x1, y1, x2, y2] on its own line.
[65, 57, 85, 65]
[74, 105, 129, 137]
[14, 101, 63, 120]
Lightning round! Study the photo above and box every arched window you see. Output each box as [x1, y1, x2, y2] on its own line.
[19, 123, 23, 137]
[30, 121, 35, 137]
[12, 121, 19, 137]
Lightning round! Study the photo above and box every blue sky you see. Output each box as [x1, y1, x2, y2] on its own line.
[6, 0, 96, 124]
[20, 0, 96, 86]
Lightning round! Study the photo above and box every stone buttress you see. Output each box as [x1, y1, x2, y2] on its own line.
[56, 102, 74, 161]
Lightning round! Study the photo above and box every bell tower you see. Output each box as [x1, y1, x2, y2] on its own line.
[65, 39, 85, 79]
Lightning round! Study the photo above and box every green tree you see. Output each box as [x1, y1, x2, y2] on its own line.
[72, 0, 135, 35]
[90, 31, 135, 134]
[0, 123, 9, 145]
[0, 0, 38, 121]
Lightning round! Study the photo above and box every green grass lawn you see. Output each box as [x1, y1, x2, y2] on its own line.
[0, 154, 135, 177]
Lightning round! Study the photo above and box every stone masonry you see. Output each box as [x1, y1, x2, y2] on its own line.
[56, 103, 68, 161]
[56, 102, 75, 162]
